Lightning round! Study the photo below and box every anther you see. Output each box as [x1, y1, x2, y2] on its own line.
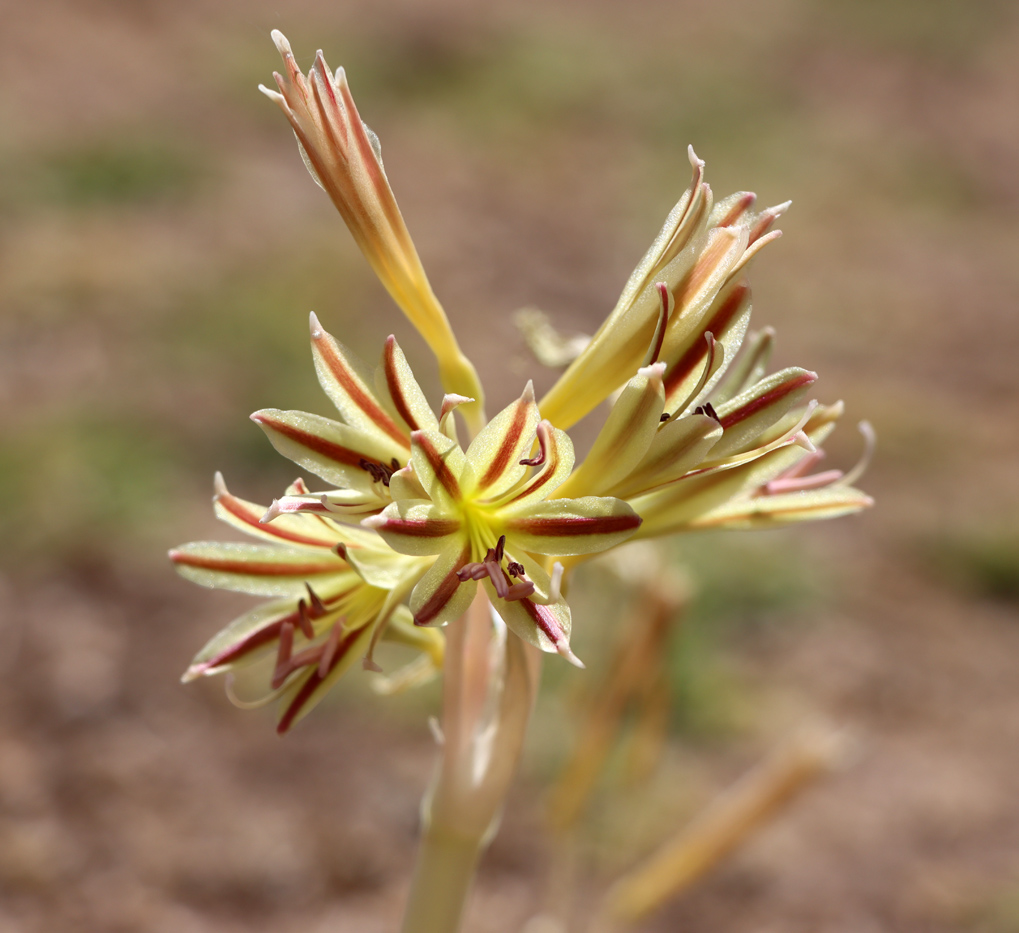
[507, 561, 525, 578]
[305, 583, 327, 617]
[693, 401, 720, 422]
[505, 581, 535, 601]
[296, 598, 315, 639]
[494, 535, 506, 562]
[358, 458, 399, 486]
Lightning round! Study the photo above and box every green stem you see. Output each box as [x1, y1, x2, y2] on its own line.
[400, 827, 483, 933]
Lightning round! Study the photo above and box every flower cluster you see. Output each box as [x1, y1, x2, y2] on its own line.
[171, 31, 872, 733]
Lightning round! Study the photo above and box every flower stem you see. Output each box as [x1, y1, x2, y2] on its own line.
[400, 592, 541, 933]
[400, 827, 483, 933]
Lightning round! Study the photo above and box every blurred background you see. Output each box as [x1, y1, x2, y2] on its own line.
[2, 0, 1018, 930]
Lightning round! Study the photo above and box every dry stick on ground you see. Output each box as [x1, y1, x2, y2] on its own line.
[596, 724, 853, 929]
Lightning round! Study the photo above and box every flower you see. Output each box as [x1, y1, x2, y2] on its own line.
[171, 32, 873, 732]
[259, 30, 484, 428]
[365, 381, 642, 662]
[170, 473, 433, 732]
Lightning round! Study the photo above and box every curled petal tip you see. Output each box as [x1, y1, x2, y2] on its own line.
[258, 83, 284, 103]
[360, 514, 386, 530]
[309, 311, 323, 338]
[687, 144, 705, 169]
[213, 470, 227, 498]
[522, 379, 535, 403]
[558, 643, 585, 669]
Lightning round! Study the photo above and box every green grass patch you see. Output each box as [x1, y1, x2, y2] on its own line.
[3, 138, 208, 211]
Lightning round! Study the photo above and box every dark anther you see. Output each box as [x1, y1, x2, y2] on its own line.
[296, 598, 315, 639]
[359, 458, 399, 486]
[305, 583, 328, 616]
[693, 401, 720, 422]
[494, 535, 506, 562]
[507, 561, 525, 578]
[660, 413, 671, 423]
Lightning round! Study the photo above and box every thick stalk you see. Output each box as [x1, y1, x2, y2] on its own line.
[400, 828, 482, 933]
[401, 593, 540, 933]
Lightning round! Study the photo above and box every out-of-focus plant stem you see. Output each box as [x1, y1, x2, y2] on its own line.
[598, 724, 851, 927]
[401, 592, 541, 933]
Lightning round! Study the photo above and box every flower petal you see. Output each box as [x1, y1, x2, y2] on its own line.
[169, 541, 351, 597]
[711, 326, 775, 404]
[340, 537, 432, 588]
[410, 429, 466, 508]
[463, 382, 540, 499]
[628, 408, 843, 538]
[252, 408, 404, 493]
[555, 364, 666, 499]
[658, 225, 750, 365]
[212, 472, 341, 549]
[487, 584, 575, 660]
[661, 279, 752, 415]
[275, 620, 377, 733]
[410, 539, 476, 627]
[183, 589, 352, 680]
[708, 367, 817, 459]
[687, 485, 874, 530]
[608, 413, 722, 498]
[500, 421, 575, 507]
[309, 314, 409, 448]
[538, 152, 713, 429]
[362, 501, 463, 556]
[502, 497, 642, 556]
[376, 334, 440, 434]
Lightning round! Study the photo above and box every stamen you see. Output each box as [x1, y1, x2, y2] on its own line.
[839, 420, 876, 487]
[520, 421, 552, 467]
[693, 400, 720, 422]
[358, 458, 399, 486]
[494, 535, 506, 562]
[765, 469, 844, 495]
[549, 561, 564, 603]
[317, 621, 344, 678]
[485, 561, 509, 599]
[642, 284, 672, 367]
[224, 674, 289, 710]
[507, 561, 525, 579]
[505, 581, 536, 601]
[271, 621, 296, 689]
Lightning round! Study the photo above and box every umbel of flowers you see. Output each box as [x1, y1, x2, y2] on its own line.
[170, 29, 872, 933]
[172, 31, 871, 733]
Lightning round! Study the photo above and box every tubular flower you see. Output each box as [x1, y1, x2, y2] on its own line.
[259, 30, 484, 428]
[172, 32, 872, 732]
[171, 474, 432, 732]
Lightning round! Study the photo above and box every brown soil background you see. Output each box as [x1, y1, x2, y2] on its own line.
[1, 0, 1018, 930]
